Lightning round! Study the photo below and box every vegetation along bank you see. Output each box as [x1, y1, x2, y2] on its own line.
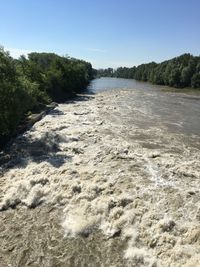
[97, 53, 200, 89]
[0, 47, 94, 148]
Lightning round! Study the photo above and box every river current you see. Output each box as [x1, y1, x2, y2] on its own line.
[0, 78, 200, 267]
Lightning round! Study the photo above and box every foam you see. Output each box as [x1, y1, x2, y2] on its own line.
[124, 247, 157, 267]
[0, 91, 200, 266]
[62, 212, 100, 237]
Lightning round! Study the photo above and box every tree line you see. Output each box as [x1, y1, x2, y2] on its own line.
[0, 47, 94, 146]
[97, 53, 200, 88]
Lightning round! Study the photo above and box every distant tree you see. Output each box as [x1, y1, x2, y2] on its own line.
[97, 53, 200, 89]
[181, 66, 193, 87]
[191, 73, 200, 88]
[168, 68, 181, 87]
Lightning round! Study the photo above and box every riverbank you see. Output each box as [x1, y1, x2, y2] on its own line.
[97, 53, 200, 89]
[0, 89, 200, 266]
[0, 48, 94, 152]
[0, 102, 58, 152]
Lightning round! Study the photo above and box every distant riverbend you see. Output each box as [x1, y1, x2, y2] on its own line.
[0, 78, 200, 267]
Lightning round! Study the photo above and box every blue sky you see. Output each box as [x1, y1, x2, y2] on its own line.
[1, 0, 200, 68]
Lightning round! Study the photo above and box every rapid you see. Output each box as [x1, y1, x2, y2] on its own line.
[0, 78, 200, 267]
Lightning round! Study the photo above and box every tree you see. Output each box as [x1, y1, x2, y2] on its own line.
[191, 73, 200, 88]
[96, 53, 200, 89]
[0, 47, 94, 147]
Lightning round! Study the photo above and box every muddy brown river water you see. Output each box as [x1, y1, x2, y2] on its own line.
[0, 78, 200, 267]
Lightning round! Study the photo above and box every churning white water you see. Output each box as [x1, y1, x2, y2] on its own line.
[0, 78, 200, 266]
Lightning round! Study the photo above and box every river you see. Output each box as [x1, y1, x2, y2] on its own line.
[88, 78, 200, 136]
[0, 78, 200, 267]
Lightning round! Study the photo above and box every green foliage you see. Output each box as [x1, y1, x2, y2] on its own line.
[96, 53, 200, 89]
[16, 53, 93, 102]
[96, 68, 114, 77]
[115, 67, 136, 79]
[0, 48, 37, 138]
[0, 47, 93, 146]
[191, 73, 200, 88]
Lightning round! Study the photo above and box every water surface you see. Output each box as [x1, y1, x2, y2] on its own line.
[0, 77, 200, 267]
[88, 78, 200, 136]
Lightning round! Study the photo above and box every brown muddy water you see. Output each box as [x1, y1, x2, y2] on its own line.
[0, 78, 200, 267]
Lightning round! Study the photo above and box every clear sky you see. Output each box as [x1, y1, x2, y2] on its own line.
[1, 0, 200, 68]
